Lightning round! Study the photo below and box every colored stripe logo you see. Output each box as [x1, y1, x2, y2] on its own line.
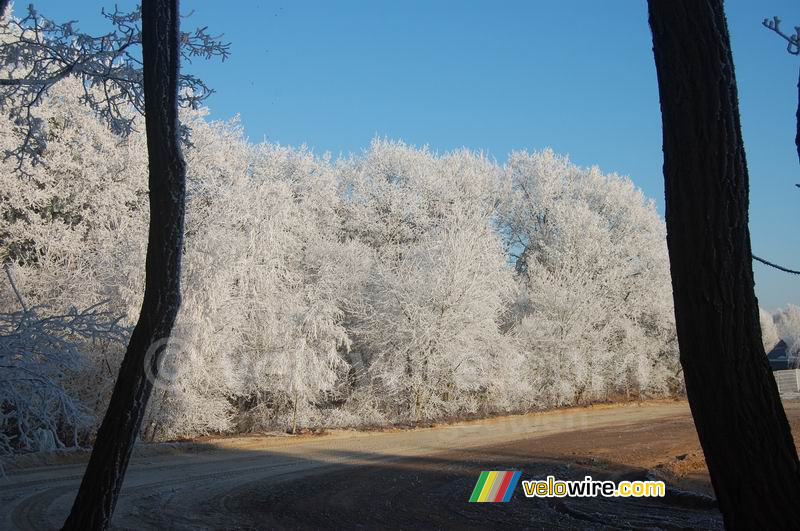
[469, 471, 521, 502]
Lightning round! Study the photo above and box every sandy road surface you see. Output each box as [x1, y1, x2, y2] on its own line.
[2, 400, 799, 530]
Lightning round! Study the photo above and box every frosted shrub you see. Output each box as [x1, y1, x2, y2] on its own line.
[0, 269, 127, 454]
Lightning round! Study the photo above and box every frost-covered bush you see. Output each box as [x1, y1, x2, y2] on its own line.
[0, 269, 127, 454]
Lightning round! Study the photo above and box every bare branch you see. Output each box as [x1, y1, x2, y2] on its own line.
[762, 16, 800, 55]
[753, 254, 800, 275]
[3, 263, 27, 313]
[0, 3, 230, 168]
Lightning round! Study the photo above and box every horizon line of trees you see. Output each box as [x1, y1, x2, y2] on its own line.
[4, 2, 800, 527]
[1, 73, 798, 457]
[0, 77, 691, 453]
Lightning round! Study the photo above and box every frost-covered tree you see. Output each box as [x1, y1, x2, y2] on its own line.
[144, 124, 352, 437]
[0, 2, 229, 167]
[2, 96, 685, 434]
[0, 74, 355, 440]
[760, 307, 780, 354]
[502, 149, 678, 404]
[2, 81, 684, 437]
[774, 305, 800, 362]
[2, 15, 685, 449]
[354, 218, 519, 419]
[338, 141, 522, 420]
[0, 77, 149, 316]
[0, 2, 229, 525]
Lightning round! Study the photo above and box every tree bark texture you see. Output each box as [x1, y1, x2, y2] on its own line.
[648, 1, 800, 528]
[62, 0, 186, 528]
[795, 68, 799, 168]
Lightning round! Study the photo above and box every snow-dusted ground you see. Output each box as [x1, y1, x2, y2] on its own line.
[4, 399, 800, 530]
[0, 401, 707, 529]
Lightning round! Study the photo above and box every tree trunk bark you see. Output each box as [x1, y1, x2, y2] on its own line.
[795, 68, 799, 169]
[647, 1, 800, 527]
[62, 0, 186, 529]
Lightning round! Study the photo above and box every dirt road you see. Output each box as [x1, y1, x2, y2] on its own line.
[3, 400, 799, 529]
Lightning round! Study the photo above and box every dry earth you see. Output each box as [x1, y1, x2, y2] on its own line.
[2, 399, 799, 530]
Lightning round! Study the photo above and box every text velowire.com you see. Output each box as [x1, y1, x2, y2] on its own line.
[469, 471, 665, 503]
[522, 475, 665, 498]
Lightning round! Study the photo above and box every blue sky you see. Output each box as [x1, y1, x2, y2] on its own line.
[29, 1, 799, 309]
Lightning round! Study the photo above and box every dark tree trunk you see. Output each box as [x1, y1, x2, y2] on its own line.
[647, 1, 800, 528]
[0, 0, 9, 20]
[62, 0, 186, 529]
[795, 68, 799, 168]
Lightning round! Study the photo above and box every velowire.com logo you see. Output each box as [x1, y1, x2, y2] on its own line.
[469, 471, 522, 502]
